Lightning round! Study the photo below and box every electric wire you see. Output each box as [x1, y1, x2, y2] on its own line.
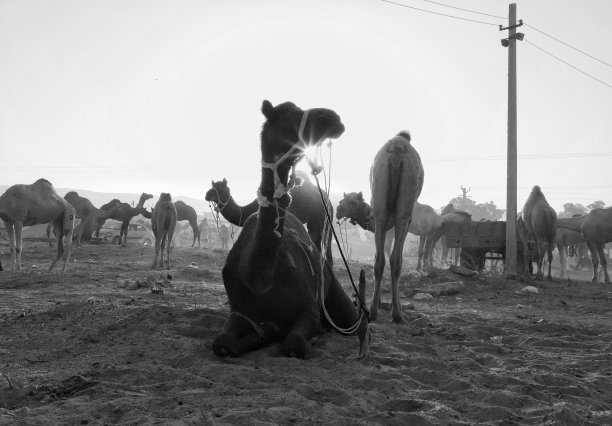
[419, 0, 505, 19]
[380, 0, 499, 26]
[525, 23, 612, 69]
[525, 39, 612, 89]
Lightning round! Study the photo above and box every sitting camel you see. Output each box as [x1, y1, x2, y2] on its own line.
[151, 193, 177, 270]
[95, 193, 153, 245]
[0, 179, 75, 272]
[46, 192, 119, 246]
[367, 131, 424, 323]
[557, 207, 612, 283]
[519, 186, 557, 281]
[213, 99, 369, 359]
[204, 169, 333, 264]
[335, 192, 441, 270]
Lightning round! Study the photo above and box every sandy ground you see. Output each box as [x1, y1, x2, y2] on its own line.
[0, 240, 611, 425]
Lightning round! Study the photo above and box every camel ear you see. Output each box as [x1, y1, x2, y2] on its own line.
[223, 178, 227, 185]
[211, 180, 214, 186]
[343, 192, 346, 197]
[261, 100, 274, 118]
[358, 192, 363, 201]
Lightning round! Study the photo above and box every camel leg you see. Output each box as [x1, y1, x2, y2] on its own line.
[160, 232, 167, 269]
[152, 231, 160, 269]
[5, 222, 16, 271]
[416, 235, 425, 270]
[586, 240, 599, 282]
[546, 245, 554, 281]
[389, 220, 410, 323]
[46, 222, 54, 246]
[167, 224, 176, 270]
[559, 245, 568, 279]
[595, 242, 609, 283]
[62, 211, 74, 272]
[280, 310, 321, 358]
[121, 221, 129, 245]
[213, 312, 281, 357]
[371, 223, 389, 322]
[48, 220, 64, 272]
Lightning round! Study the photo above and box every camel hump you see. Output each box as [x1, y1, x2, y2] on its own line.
[397, 130, 411, 142]
[384, 135, 411, 155]
[34, 178, 53, 186]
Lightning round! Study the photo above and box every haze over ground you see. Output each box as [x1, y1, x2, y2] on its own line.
[1, 0, 610, 212]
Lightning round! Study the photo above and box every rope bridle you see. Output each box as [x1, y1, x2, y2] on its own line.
[259, 110, 310, 238]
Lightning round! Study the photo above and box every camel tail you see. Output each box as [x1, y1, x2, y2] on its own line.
[386, 158, 403, 213]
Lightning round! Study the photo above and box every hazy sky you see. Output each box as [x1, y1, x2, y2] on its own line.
[1, 0, 611, 214]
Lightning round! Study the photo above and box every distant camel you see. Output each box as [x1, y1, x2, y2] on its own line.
[213, 100, 368, 359]
[0, 179, 75, 272]
[554, 224, 585, 279]
[173, 201, 201, 247]
[557, 207, 612, 283]
[204, 170, 333, 264]
[519, 186, 557, 281]
[430, 203, 472, 267]
[335, 192, 441, 270]
[151, 193, 177, 270]
[367, 131, 424, 323]
[95, 193, 153, 245]
[46, 192, 118, 246]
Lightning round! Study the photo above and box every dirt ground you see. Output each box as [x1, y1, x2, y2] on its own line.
[0, 240, 611, 425]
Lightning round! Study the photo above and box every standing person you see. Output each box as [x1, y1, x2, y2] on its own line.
[199, 218, 210, 248]
[219, 223, 230, 251]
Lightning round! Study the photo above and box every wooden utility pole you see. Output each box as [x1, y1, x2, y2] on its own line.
[460, 186, 471, 210]
[500, 3, 523, 278]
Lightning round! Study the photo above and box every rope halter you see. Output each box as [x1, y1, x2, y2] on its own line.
[259, 109, 310, 205]
[258, 110, 310, 238]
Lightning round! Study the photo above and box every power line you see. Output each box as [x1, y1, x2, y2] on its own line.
[525, 39, 612, 89]
[525, 23, 612, 69]
[380, 0, 499, 26]
[418, 0, 505, 19]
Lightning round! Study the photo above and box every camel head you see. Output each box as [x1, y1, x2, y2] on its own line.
[204, 179, 230, 207]
[138, 193, 154, 207]
[336, 192, 370, 226]
[259, 100, 344, 201]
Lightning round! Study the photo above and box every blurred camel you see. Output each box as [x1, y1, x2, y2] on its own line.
[519, 186, 557, 281]
[151, 193, 177, 270]
[335, 192, 440, 270]
[46, 192, 118, 246]
[0, 179, 75, 272]
[95, 193, 153, 245]
[557, 207, 612, 283]
[204, 170, 333, 264]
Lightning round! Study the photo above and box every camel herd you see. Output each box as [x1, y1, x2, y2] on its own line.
[0, 99, 610, 358]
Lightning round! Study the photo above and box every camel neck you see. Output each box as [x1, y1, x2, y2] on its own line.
[218, 196, 258, 227]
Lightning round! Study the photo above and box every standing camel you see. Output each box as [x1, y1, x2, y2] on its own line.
[151, 193, 177, 270]
[431, 203, 472, 267]
[46, 192, 119, 246]
[0, 179, 75, 272]
[173, 201, 201, 247]
[368, 131, 424, 323]
[519, 186, 557, 281]
[554, 225, 585, 279]
[335, 192, 440, 270]
[204, 169, 334, 265]
[213, 100, 368, 359]
[557, 207, 612, 283]
[95, 193, 153, 245]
